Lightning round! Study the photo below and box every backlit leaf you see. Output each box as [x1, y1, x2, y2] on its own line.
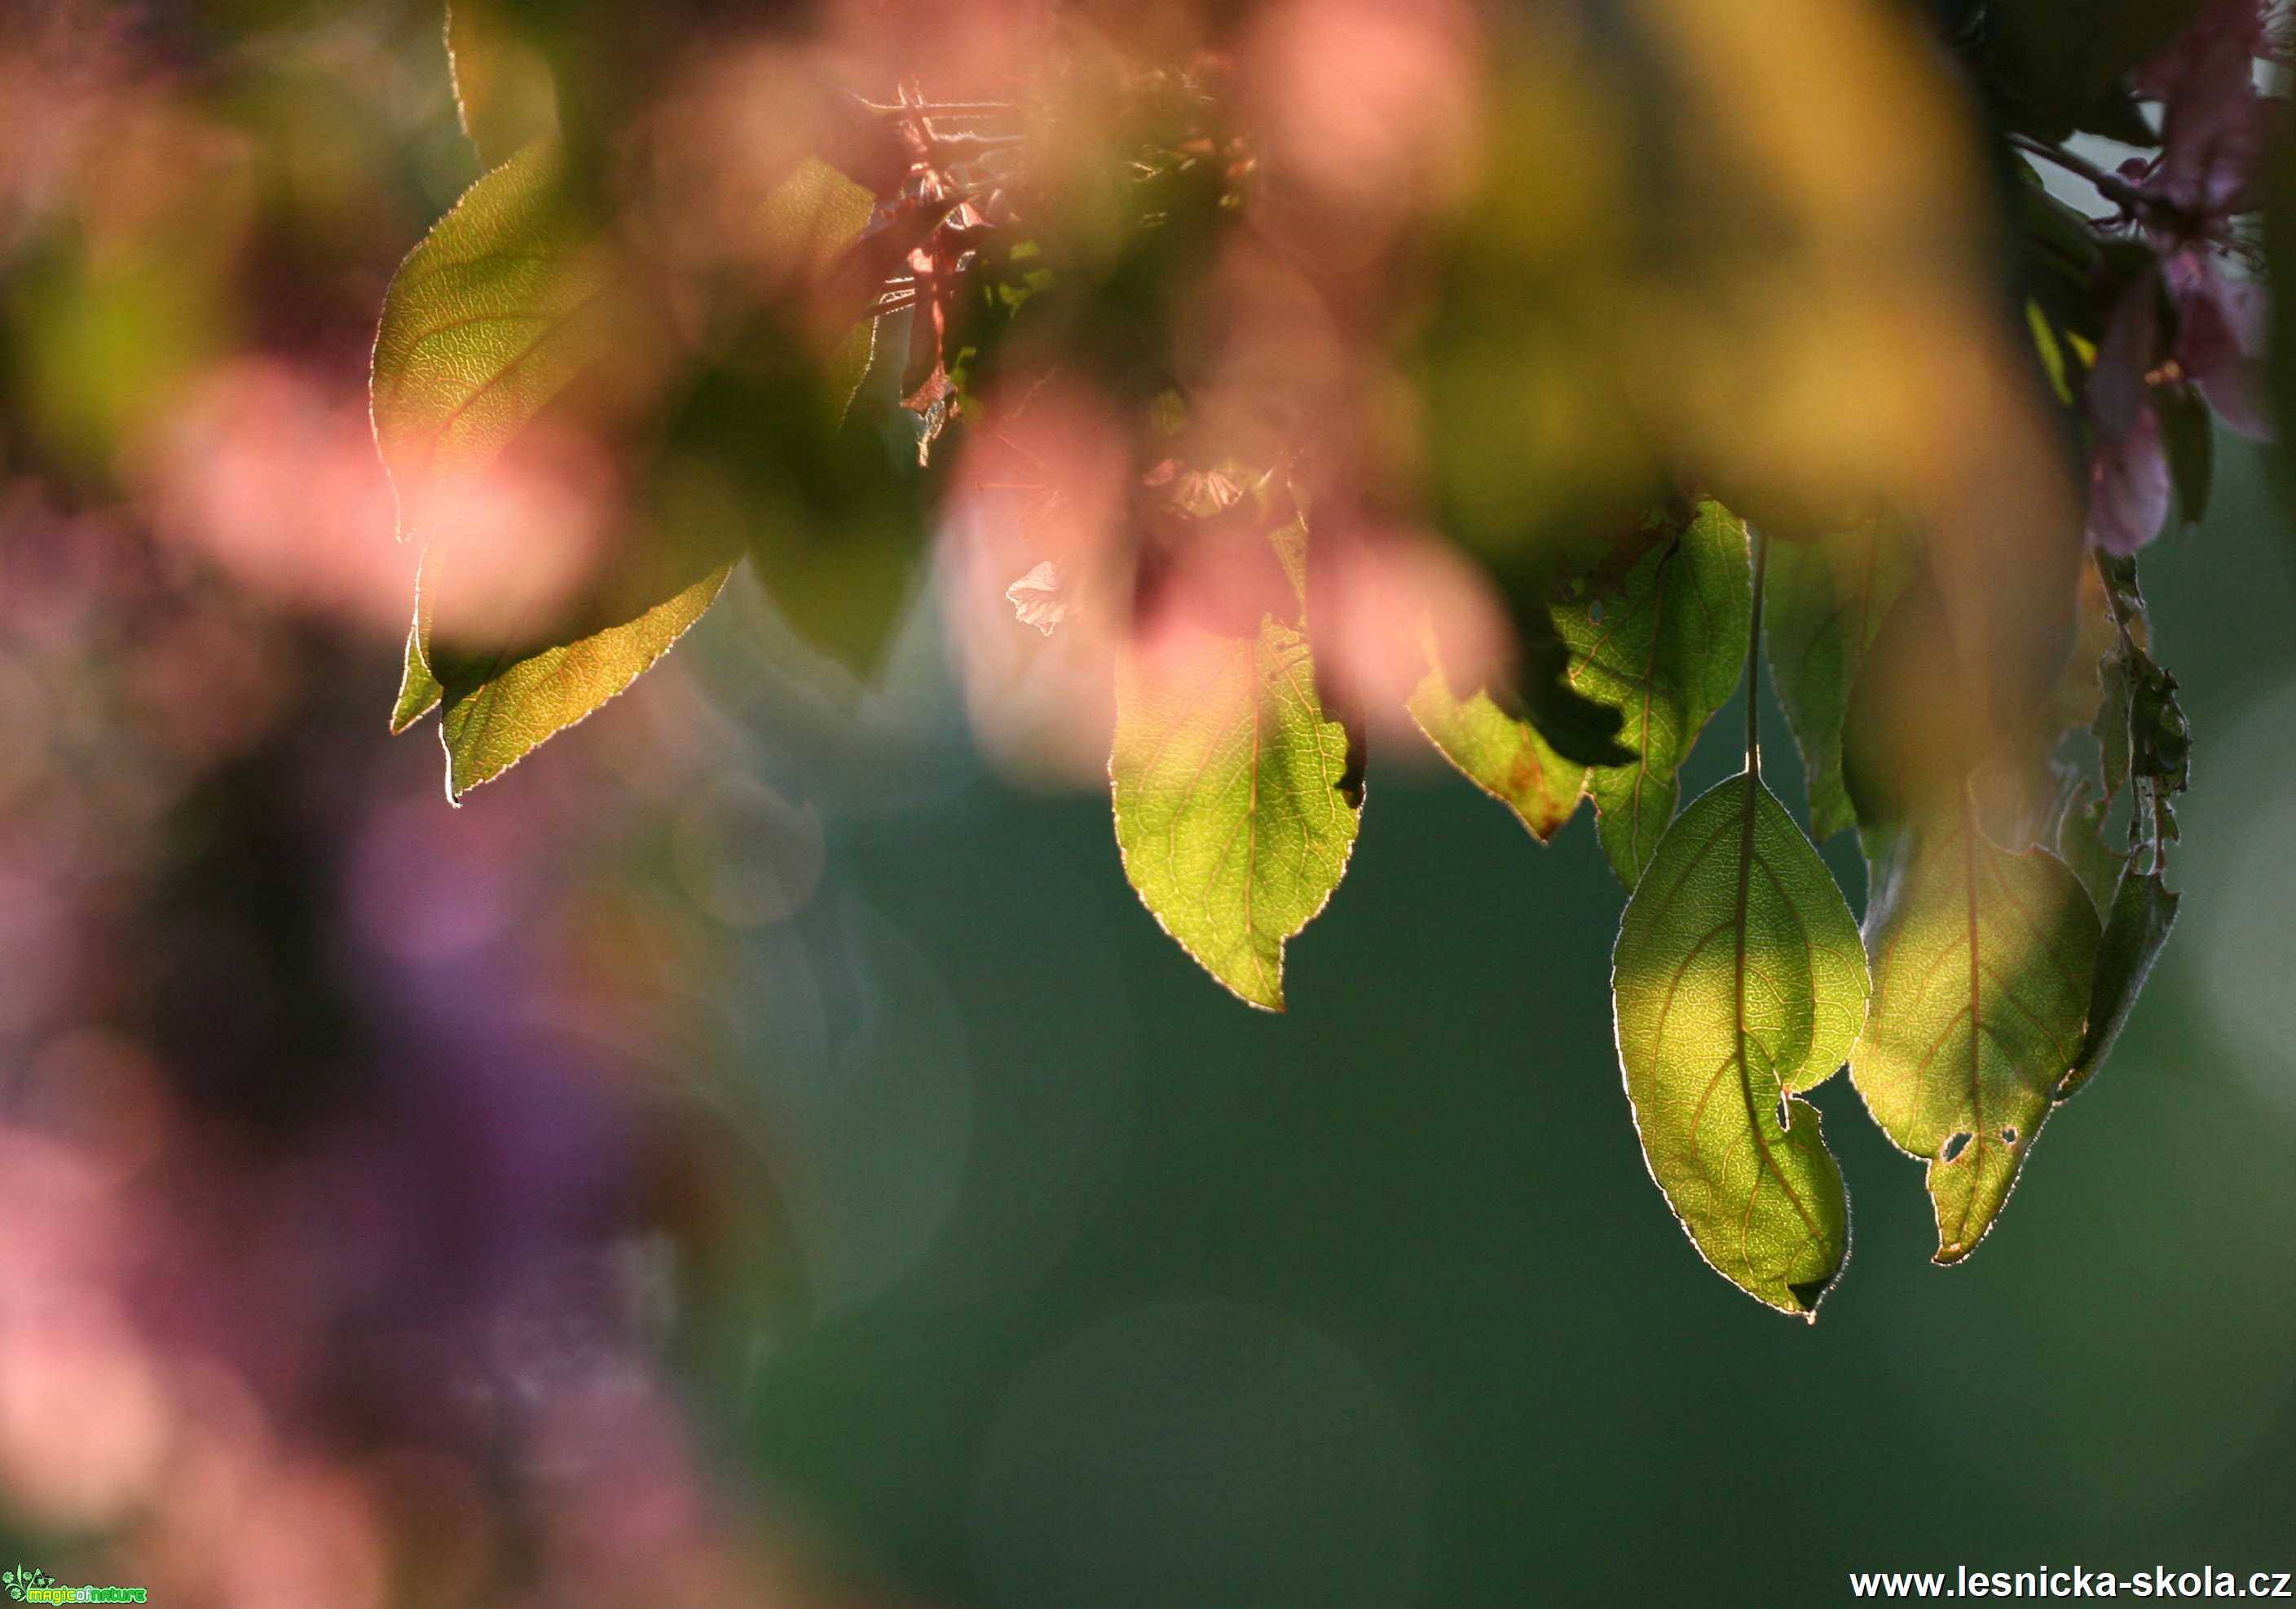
[374, 141, 712, 796]
[1763, 520, 1915, 843]
[1557, 499, 1751, 888]
[1111, 618, 1361, 1012]
[2157, 383, 2214, 528]
[2053, 553, 2186, 1100]
[1500, 616, 1638, 769]
[2052, 778, 2128, 911]
[2057, 864, 2179, 1102]
[445, 0, 559, 167]
[376, 142, 887, 797]
[1612, 770, 1869, 1318]
[372, 143, 625, 558]
[1408, 629, 1585, 843]
[421, 545, 733, 800]
[1850, 796, 2101, 1264]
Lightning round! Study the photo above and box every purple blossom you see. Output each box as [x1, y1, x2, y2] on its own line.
[2081, 0, 2276, 553]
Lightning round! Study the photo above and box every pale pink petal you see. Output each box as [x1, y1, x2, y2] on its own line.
[2135, 0, 2267, 104]
[2088, 279, 2157, 439]
[941, 381, 1131, 785]
[2171, 253, 2273, 439]
[2157, 79, 2269, 217]
[1306, 521, 1514, 752]
[1004, 559, 1074, 635]
[2087, 406, 2172, 555]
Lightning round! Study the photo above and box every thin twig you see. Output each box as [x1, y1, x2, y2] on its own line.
[2007, 133, 2188, 230]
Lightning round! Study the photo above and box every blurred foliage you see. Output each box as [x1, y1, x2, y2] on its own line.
[4, 0, 2296, 1602]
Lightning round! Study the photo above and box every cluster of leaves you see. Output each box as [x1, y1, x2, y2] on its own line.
[372, 0, 2250, 1315]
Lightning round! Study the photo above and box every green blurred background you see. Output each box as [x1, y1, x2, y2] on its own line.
[4, 3, 2294, 1603]
[687, 443, 2296, 1604]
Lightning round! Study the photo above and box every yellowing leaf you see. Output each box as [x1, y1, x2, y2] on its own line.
[1851, 796, 2101, 1264]
[1408, 636, 1585, 843]
[1558, 499, 1751, 888]
[1111, 619, 1361, 1011]
[1613, 770, 1869, 1318]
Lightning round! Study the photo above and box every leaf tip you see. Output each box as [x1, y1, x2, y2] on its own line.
[1787, 1272, 1838, 1320]
[1219, 956, 1288, 1013]
[439, 728, 476, 808]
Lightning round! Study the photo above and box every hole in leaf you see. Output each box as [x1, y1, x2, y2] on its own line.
[1941, 1131, 1972, 1165]
[2000, 1126, 2018, 1145]
[1775, 1095, 1790, 1131]
[1588, 601, 1605, 624]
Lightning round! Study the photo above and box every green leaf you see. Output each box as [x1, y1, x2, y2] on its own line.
[375, 143, 728, 798]
[391, 569, 447, 733]
[1479, 573, 1636, 769]
[2051, 553, 2186, 1100]
[689, 158, 923, 672]
[2157, 383, 2214, 528]
[1111, 617, 1362, 1012]
[1408, 631, 1584, 843]
[760, 156, 882, 302]
[1850, 796, 2101, 1265]
[446, 0, 559, 167]
[1518, 655, 1636, 769]
[372, 143, 626, 546]
[1763, 521, 1916, 843]
[2092, 651, 2134, 804]
[376, 142, 887, 795]
[1612, 770, 1869, 1319]
[2051, 778, 2128, 911]
[1557, 499, 1752, 888]
[2057, 864, 2179, 1103]
[430, 558, 733, 800]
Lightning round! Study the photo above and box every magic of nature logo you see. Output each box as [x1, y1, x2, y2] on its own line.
[2, 1564, 147, 1604]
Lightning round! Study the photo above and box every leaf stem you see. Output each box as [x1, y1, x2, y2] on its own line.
[1745, 522, 1768, 778]
[2007, 134, 2194, 232]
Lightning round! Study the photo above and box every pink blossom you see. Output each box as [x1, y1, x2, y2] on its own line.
[2088, 404, 2173, 557]
[2139, 0, 2272, 216]
[2080, 0, 2276, 552]
[2166, 249, 2270, 436]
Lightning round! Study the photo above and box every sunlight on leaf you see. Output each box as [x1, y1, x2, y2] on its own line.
[431, 558, 733, 801]
[372, 142, 624, 560]
[446, 0, 559, 167]
[1408, 627, 1584, 843]
[1612, 770, 1869, 1318]
[1558, 499, 1750, 888]
[374, 139, 885, 797]
[1851, 796, 2100, 1264]
[1112, 618, 1361, 1012]
[373, 139, 707, 796]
